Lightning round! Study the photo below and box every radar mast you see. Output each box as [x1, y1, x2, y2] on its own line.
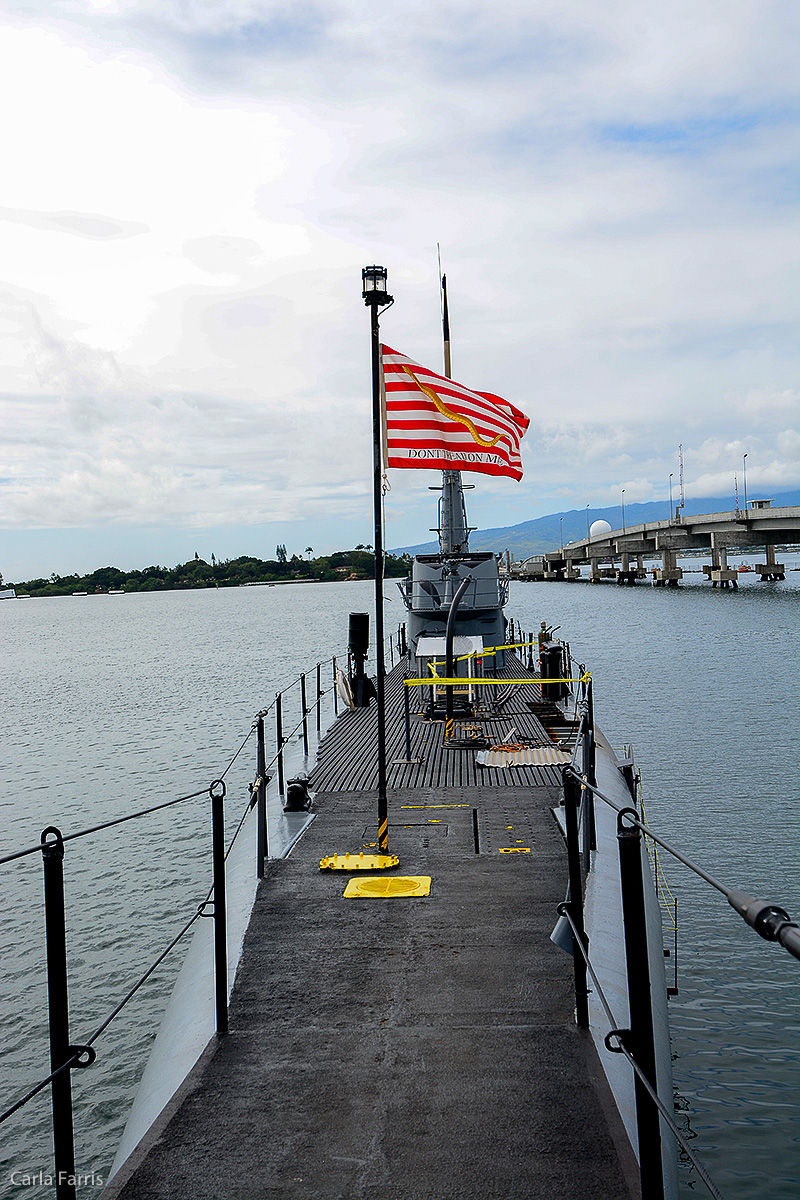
[438, 270, 472, 555]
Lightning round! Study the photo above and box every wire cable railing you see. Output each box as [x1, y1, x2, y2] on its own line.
[0, 651, 344, 1200]
[563, 765, 800, 961]
[0, 788, 211, 867]
[552, 637, 798, 1200]
[557, 906, 723, 1200]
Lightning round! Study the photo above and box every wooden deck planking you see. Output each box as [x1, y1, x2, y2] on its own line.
[311, 654, 570, 794]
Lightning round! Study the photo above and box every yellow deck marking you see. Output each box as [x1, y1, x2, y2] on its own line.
[401, 804, 469, 809]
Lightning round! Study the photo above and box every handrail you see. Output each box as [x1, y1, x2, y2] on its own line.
[0, 654, 339, 868]
[0, 788, 211, 867]
[563, 765, 800, 962]
[0, 892, 207, 1128]
[557, 905, 724, 1200]
[0, 650, 342, 1199]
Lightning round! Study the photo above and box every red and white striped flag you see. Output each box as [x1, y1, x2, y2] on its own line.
[381, 344, 529, 480]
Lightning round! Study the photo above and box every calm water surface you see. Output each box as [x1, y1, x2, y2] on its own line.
[1, 566, 798, 1197]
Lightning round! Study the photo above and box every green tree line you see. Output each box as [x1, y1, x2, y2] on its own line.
[7, 549, 412, 597]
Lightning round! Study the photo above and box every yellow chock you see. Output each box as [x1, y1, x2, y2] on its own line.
[320, 852, 399, 871]
[499, 847, 531, 854]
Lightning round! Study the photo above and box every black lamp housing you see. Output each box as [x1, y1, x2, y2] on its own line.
[362, 264, 393, 306]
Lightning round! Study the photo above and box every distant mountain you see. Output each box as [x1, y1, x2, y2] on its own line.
[391, 489, 800, 558]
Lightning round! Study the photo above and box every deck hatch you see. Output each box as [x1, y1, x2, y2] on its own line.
[343, 876, 432, 898]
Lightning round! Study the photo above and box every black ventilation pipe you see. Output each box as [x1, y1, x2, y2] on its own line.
[445, 575, 473, 722]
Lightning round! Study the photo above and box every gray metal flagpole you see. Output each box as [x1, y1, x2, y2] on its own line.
[362, 266, 393, 852]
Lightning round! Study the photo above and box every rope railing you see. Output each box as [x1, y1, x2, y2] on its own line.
[563, 764, 800, 961]
[0, 787, 210, 867]
[557, 906, 724, 1200]
[0, 650, 344, 1200]
[222, 694, 324, 864]
[0, 654, 340, 869]
[0, 896, 208, 1128]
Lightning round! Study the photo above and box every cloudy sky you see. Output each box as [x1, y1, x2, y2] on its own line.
[1, 0, 797, 579]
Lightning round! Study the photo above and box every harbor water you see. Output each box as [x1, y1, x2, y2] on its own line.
[2, 559, 798, 1198]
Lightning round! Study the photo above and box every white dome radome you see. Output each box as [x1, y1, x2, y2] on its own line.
[589, 520, 612, 537]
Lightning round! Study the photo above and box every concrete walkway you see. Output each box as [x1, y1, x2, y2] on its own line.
[106, 780, 639, 1200]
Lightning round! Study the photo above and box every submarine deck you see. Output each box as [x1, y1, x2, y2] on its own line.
[107, 660, 639, 1200]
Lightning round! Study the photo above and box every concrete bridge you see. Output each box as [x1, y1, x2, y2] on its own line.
[511, 500, 799, 588]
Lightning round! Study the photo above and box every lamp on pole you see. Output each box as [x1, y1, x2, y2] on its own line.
[669, 474, 673, 521]
[585, 503, 590, 540]
[560, 516, 564, 556]
[743, 453, 748, 515]
[621, 488, 626, 534]
[362, 264, 393, 853]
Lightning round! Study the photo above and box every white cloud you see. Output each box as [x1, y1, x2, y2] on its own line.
[0, 2, 797, 573]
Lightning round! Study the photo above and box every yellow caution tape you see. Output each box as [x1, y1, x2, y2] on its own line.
[425, 640, 539, 666]
[404, 673, 590, 687]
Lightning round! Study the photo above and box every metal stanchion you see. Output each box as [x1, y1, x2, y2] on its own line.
[586, 680, 597, 851]
[210, 781, 228, 1036]
[276, 692, 285, 795]
[41, 827, 77, 1200]
[300, 673, 309, 757]
[617, 807, 664, 1200]
[562, 772, 589, 1028]
[403, 680, 412, 760]
[256, 715, 268, 877]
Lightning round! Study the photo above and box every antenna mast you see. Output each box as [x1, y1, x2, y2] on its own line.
[439, 245, 452, 380]
[436, 247, 469, 554]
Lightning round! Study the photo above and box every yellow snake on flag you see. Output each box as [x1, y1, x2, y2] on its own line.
[401, 365, 503, 449]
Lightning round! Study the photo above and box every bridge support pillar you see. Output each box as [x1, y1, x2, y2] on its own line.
[756, 544, 785, 581]
[653, 548, 682, 587]
[589, 557, 601, 584]
[616, 552, 639, 585]
[704, 541, 738, 589]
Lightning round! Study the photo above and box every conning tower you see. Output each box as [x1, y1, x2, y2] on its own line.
[398, 468, 508, 671]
